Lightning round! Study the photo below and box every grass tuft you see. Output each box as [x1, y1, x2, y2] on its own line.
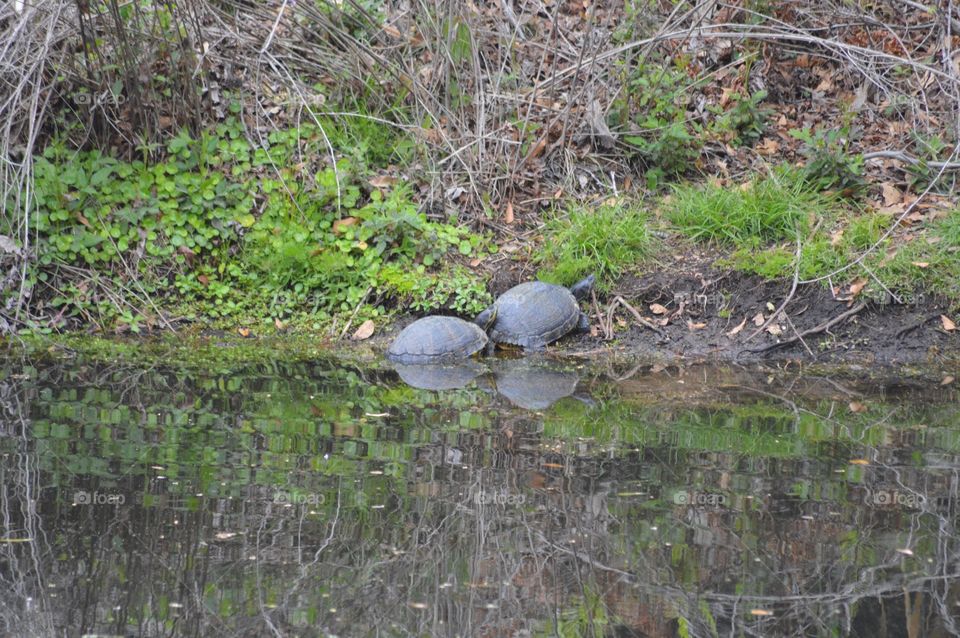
[535, 203, 656, 292]
[666, 167, 835, 245]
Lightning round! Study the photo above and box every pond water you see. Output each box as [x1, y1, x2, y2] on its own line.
[1, 350, 959, 637]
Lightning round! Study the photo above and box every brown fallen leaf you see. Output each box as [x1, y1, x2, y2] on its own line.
[687, 320, 707, 331]
[941, 376, 955, 386]
[504, 201, 515, 224]
[333, 217, 358, 233]
[238, 327, 251, 337]
[848, 278, 868, 297]
[274, 317, 285, 331]
[848, 401, 868, 413]
[941, 315, 957, 332]
[830, 229, 844, 246]
[766, 324, 783, 336]
[368, 175, 397, 190]
[752, 312, 765, 327]
[912, 262, 930, 268]
[352, 319, 375, 340]
[880, 182, 902, 207]
[849, 458, 870, 465]
[727, 317, 747, 337]
[650, 303, 668, 315]
[757, 138, 780, 155]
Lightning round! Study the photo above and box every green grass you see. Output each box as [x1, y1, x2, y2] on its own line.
[728, 206, 960, 308]
[667, 167, 836, 245]
[535, 202, 656, 291]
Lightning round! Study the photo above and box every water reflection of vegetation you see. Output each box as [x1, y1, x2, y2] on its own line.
[2, 353, 960, 636]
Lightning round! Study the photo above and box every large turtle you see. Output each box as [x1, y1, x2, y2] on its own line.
[387, 315, 492, 365]
[474, 275, 595, 350]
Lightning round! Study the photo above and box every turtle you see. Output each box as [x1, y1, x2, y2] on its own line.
[474, 274, 595, 350]
[386, 315, 493, 365]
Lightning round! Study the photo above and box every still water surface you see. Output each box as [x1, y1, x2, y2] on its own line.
[1, 351, 959, 637]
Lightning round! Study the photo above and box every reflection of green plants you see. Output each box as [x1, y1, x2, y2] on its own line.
[789, 125, 865, 196]
[535, 203, 656, 291]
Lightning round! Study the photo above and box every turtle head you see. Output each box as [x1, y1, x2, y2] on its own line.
[569, 274, 596, 301]
[474, 306, 497, 332]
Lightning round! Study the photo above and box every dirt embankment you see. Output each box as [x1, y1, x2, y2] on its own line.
[382, 251, 959, 370]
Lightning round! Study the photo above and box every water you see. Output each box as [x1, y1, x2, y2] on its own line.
[1, 350, 959, 637]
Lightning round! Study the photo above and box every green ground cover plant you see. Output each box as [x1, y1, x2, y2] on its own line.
[16, 116, 491, 333]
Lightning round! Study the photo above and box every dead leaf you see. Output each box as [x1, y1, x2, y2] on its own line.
[650, 303, 668, 315]
[504, 201, 515, 224]
[333, 217, 358, 233]
[880, 182, 902, 207]
[830, 229, 844, 246]
[912, 262, 930, 268]
[686, 320, 707, 331]
[750, 609, 774, 617]
[849, 458, 870, 465]
[469, 258, 481, 267]
[197, 274, 209, 286]
[368, 175, 397, 190]
[849, 278, 868, 297]
[765, 302, 776, 312]
[766, 324, 783, 336]
[352, 319, 375, 340]
[941, 376, 955, 386]
[274, 317, 285, 331]
[727, 317, 747, 337]
[238, 327, 251, 337]
[752, 312, 765, 327]
[941, 315, 957, 332]
[382, 24, 402, 38]
[757, 138, 780, 155]
[848, 401, 868, 413]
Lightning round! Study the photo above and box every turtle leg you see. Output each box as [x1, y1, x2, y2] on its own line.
[523, 339, 547, 354]
[485, 340, 497, 356]
[577, 311, 590, 333]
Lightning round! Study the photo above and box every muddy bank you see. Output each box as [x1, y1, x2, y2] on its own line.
[378, 258, 960, 371]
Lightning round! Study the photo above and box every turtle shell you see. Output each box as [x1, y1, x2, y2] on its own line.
[387, 316, 488, 364]
[487, 281, 580, 348]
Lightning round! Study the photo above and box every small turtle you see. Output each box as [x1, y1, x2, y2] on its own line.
[474, 274, 595, 350]
[386, 315, 493, 365]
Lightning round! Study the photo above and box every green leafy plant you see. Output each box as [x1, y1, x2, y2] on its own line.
[789, 125, 866, 196]
[19, 117, 490, 332]
[718, 90, 771, 145]
[613, 62, 707, 186]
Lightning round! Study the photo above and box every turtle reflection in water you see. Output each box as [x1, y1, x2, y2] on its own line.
[393, 361, 486, 391]
[492, 358, 587, 410]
